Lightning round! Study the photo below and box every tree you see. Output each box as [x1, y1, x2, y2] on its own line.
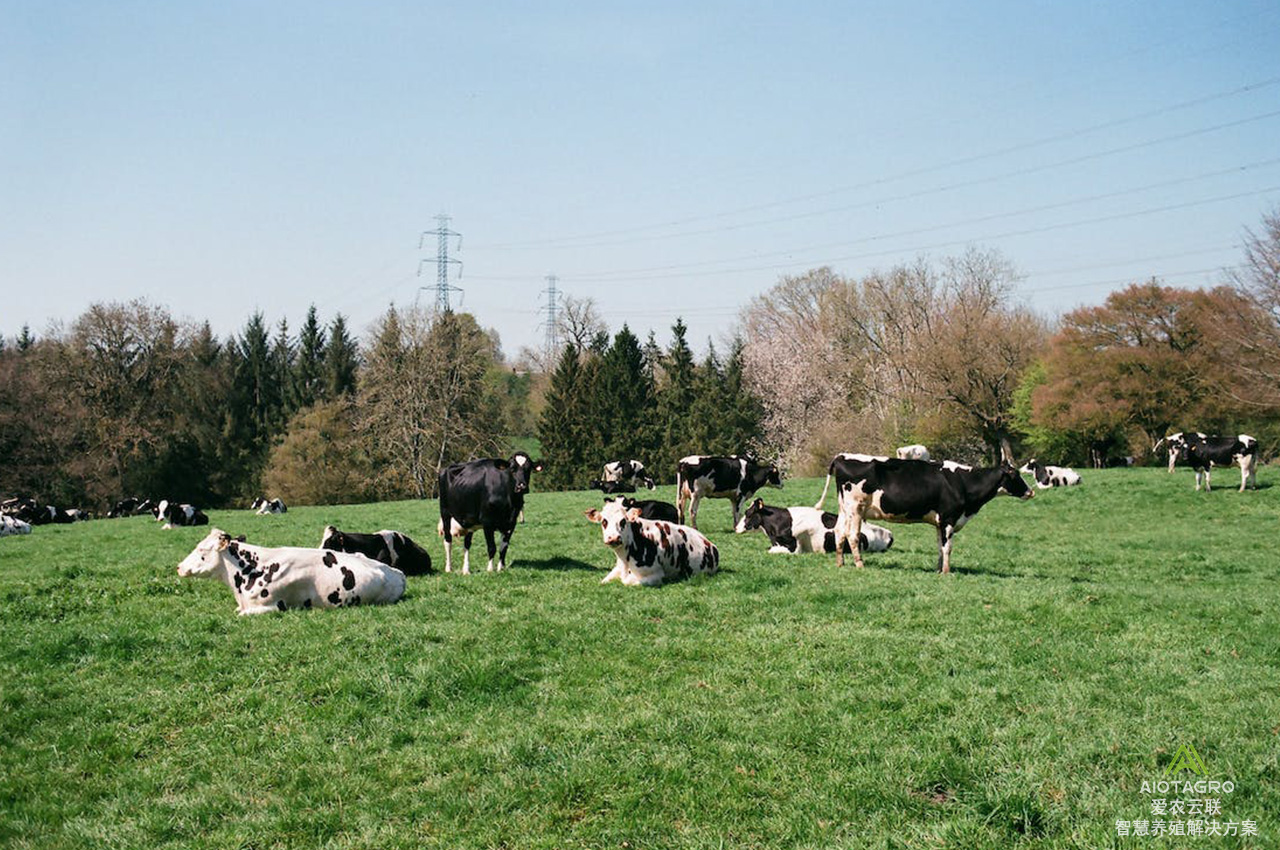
[537, 344, 592, 489]
[295, 304, 327, 408]
[263, 400, 376, 505]
[271, 318, 297, 420]
[592, 325, 656, 464]
[653, 319, 698, 479]
[324, 314, 359, 399]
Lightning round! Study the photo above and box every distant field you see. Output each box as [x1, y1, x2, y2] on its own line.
[2, 468, 1278, 849]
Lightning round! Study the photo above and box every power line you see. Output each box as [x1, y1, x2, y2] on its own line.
[537, 274, 561, 355]
[418, 214, 463, 311]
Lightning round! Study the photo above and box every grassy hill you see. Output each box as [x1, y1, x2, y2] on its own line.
[2, 468, 1277, 848]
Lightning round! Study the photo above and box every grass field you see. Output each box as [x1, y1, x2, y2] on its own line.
[2, 468, 1278, 849]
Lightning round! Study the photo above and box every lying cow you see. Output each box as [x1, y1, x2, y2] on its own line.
[1019, 459, 1082, 488]
[108, 497, 152, 518]
[896, 444, 930, 461]
[320, 525, 434, 575]
[177, 528, 406, 615]
[591, 459, 657, 494]
[736, 499, 893, 554]
[0, 515, 32, 536]
[616, 496, 680, 524]
[676, 454, 783, 529]
[585, 499, 718, 587]
[823, 456, 1033, 573]
[251, 497, 288, 515]
[1157, 432, 1258, 491]
[154, 500, 209, 528]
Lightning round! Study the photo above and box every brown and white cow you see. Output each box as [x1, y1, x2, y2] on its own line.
[585, 499, 719, 587]
[177, 528, 406, 615]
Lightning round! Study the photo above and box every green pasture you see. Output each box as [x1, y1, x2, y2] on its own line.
[1, 468, 1278, 848]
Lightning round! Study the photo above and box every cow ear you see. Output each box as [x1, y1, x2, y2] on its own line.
[533, 461, 544, 472]
[584, 508, 602, 523]
[626, 508, 642, 521]
[216, 533, 231, 550]
[494, 458, 510, 469]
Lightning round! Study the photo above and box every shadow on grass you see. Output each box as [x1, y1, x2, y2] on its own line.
[519, 556, 599, 572]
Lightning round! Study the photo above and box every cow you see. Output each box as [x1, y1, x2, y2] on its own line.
[1, 515, 32, 536]
[251, 497, 288, 515]
[177, 528, 406, 615]
[820, 456, 1033, 573]
[438, 451, 543, 574]
[616, 496, 680, 524]
[108, 497, 152, 518]
[1019, 459, 1082, 489]
[735, 499, 893, 554]
[584, 499, 719, 587]
[896, 444, 930, 461]
[154, 500, 209, 528]
[675, 454, 783, 529]
[1156, 432, 1258, 491]
[591, 459, 657, 494]
[320, 525, 434, 575]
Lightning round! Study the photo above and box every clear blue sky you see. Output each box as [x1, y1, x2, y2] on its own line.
[3, 1, 1279, 357]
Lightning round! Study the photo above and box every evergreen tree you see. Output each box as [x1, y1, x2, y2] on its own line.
[324, 314, 359, 398]
[16, 324, 34, 352]
[688, 343, 727, 453]
[537, 344, 589, 489]
[654, 318, 698, 481]
[594, 325, 656, 463]
[721, 336, 764, 452]
[271, 318, 297, 421]
[295, 304, 327, 408]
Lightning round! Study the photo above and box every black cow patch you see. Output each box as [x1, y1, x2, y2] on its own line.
[341, 566, 356, 591]
[303, 598, 312, 609]
[276, 600, 287, 611]
[323, 551, 337, 568]
[627, 533, 659, 568]
[260, 588, 269, 598]
[328, 590, 341, 605]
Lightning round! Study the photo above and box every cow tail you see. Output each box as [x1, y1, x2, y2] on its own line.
[814, 471, 834, 511]
[676, 465, 686, 525]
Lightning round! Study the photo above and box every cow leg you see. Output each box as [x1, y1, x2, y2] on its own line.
[688, 493, 701, 529]
[484, 527, 498, 572]
[602, 557, 626, 584]
[462, 532, 474, 575]
[496, 529, 513, 571]
[1204, 467, 1212, 491]
[729, 496, 742, 530]
[849, 509, 866, 569]
[937, 525, 956, 574]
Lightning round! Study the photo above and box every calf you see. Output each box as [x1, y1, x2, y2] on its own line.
[1, 515, 32, 536]
[178, 528, 406, 615]
[438, 451, 542, 574]
[825, 456, 1033, 573]
[320, 525, 434, 575]
[1157, 432, 1258, 491]
[676, 454, 782, 529]
[251, 497, 288, 515]
[616, 496, 680, 524]
[896, 444, 930, 461]
[591, 459, 657, 494]
[736, 499, 893, 554]
[1019, 459, 1082, 489]
[154, 500, 209, 528]
[585, 499, 718, 587]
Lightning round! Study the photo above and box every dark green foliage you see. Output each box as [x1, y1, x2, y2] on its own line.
[16, 323, 33, 351]
[592, 325, 656, 464]
[538, 344, 592, 489]
[294, 305, 327, 409]
[324, 314, 359, 399]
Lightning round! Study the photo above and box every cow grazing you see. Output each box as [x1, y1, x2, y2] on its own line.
[320, 526, 434, 575]
[178, 528, 406, 615]
[1019, 459, 1082, 489]
[591, 459, 657, 494]
[822, 456, 1033, 573]
[438, 451, 543, 574]
[108, 497, 151, 518]
[1, 515, 32, 536]
[154, 500, 209, 528]
[675, 454, 783, 529]
[616, 496, 680, 524]
[735, 499, 893, 554]
[1157, 432, 1258, 491]
[585, 500, 719, 586]
[251, 497, 288, 515]
[896, 444, 930, 461]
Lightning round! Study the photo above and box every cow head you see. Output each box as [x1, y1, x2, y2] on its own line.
[997, 464, 1035, 500]
[320, 525, 342, 549]
[585, 500, 641, 549]
[509, 452, 544, 495]
[1159, 433, 1187, 472]
[153, 499, 168, 520]
[177, 529, 235, 577]
[735, 498, 768, 534]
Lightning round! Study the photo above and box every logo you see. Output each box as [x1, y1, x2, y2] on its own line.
[1165, 743, 1207, 777]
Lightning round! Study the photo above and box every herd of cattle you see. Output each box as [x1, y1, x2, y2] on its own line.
[1, 432, 1264, 612]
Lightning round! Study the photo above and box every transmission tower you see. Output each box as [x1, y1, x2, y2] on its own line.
[417, 214, 463, 311]
[538, 274, 561, 355]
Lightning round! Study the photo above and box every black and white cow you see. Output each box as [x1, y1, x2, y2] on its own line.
[675, 454, 783, 529]
[251, 497, 288, 515]
[154, 500, 209, 528]
[438, 451, 543, 574]
[320, 525, 434, 575]
[616, 496, 680, 524]
[3, 500, 54, 525]
[107, 497, 152, 518]
[820, 456, 1033, 573]
[178, 528, 406, 615]
[1157, 432, 1258, 491]
[735, 499, 893, 554]
[585, 499, 719, 587]
[1, 515, 32, 536]
[896, 444, 930, 461]
[591, 460, 656, 494]
[1019, 459, 1082, 489]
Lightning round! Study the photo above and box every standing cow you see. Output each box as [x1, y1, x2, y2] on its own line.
[823, 456, 1033, 573]
[438, 451, 542, 574]
[585, 499, 718, 587]
[675, 454, 782, 529]
[1156, 432, 1258, 491]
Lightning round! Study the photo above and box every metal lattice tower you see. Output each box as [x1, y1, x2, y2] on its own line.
[418, 214, 463, 311]
[538, 274, 561, 355]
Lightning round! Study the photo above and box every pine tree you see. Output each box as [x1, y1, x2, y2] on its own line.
[295, 305, 327, 408]
[721, 336, 764, 452]
[537, 344, 588, 489]
[16, 324, 34, 352]
[271, 318, 297, 422]
[594, 325, 656, 464]
[654, 318, 698, 482]
[324, 314, 359, 398]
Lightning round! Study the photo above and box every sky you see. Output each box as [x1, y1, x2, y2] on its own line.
[3, 1, 1279, 358]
